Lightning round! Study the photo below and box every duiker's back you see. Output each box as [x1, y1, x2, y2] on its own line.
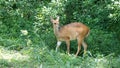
[58, 22, 89, 40]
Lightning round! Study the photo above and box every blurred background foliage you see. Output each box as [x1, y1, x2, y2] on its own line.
[0, 0, 119, 54]
[0, 0, 120, 67]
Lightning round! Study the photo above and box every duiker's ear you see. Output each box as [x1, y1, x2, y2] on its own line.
[56, 16, 59, 21]
[50, 16, 54, 23]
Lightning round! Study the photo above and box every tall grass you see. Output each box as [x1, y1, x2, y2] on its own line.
[0, 29, 120, 68]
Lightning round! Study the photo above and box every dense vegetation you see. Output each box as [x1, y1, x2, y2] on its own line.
[0, 0, 120, 68]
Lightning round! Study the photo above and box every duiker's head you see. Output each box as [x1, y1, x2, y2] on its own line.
[50, 16, 59, 27]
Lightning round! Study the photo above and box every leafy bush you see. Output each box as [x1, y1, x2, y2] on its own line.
[0, 0, 120, 68]
[87, 29, 120, 56]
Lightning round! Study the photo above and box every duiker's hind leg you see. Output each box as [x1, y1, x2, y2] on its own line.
[75, 37, 83, 57]
[82, 40, 87, 54]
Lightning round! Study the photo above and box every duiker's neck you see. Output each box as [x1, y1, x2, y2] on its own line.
[53, 25, 60, 36]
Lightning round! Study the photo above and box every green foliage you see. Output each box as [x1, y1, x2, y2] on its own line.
[0, 0, 120, 68]
[65, 0, 120, 40]
[0, 59, 12, 67]
[88, 29, 120, 56]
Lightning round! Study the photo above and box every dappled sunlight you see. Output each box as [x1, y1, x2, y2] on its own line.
[0, 46, 29, 62]
[94, 58, 109, 68]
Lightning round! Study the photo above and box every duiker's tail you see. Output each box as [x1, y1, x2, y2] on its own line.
[86, 30, 90, 37]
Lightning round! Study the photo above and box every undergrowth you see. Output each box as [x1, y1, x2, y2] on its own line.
[0, 29, 120, 68]
[0, 44, 120, 68]
[28, 43, 120, 68]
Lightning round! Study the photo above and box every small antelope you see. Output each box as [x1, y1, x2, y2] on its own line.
[51, 16, 90, 56]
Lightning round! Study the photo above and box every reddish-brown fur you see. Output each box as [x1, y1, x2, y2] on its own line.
[51, 16, 89, 56]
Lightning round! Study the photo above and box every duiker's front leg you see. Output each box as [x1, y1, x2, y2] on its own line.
[65, 40, 70, 55]
[56, 41, 62, 52]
